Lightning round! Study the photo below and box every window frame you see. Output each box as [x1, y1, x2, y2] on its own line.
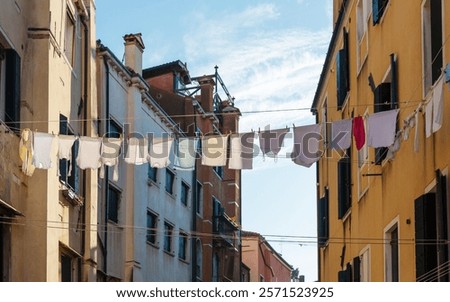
[180, 181, 190, 207]
[196, 180, 203, 217]
[384, 218, 400, 282]
[359, 245, 371, 282]
[148, 165, 158, 183]
[146, 210, 158, 246]
[178, 231, 189, 261]
[64, 6, 76, 66]
[163, 221, 174, 254]
[421, 0, 444, 99]
[165, 168, 175, 195]
[107, 183, 121, 224]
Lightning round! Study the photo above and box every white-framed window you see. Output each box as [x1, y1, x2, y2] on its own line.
[356, 0, 372, 72]
[358, 110, 369, 200]
[163, 221, 174, 254]
[422, 0, 444, 98]
[64, 6, 76, 66]
[359, 246, 371, 282]
[384, 218, 400, 281]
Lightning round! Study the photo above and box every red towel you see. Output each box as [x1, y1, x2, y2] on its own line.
[353, 116, 365, 151]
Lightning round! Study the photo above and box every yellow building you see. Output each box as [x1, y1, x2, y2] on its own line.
[312, 0, 449, 281]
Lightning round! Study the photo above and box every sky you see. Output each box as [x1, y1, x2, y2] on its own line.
[96, 0, 333, 281]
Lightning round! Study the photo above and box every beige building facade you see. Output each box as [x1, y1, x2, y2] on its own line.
[0, 0, 98, 281]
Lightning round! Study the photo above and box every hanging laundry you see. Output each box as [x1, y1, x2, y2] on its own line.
[100, 137, 122, 181]
[386, 131, 402, 161]
[352, 116, 366, 151]
[32, 132, 55, 169]
[425, 100, 433, 138]
[258, 128, 289, 158]
[124, 137, 148, 165]
[291, 124, 322, 167]
[174, 137, 198, 171]
[19, 128, 35, 176]
[432, 75, 444, 133]
[201, 135, 228, 167]
[229, 132, 255, 170]
[414, 104, 421, 153]
[58, 135, 77, 176]
[402, 115, 415, 141]
[76, 137, 102, 170]
[330, 119, 352, 150]
[148, 137, 174, 168]
[367, 109, 399, 148]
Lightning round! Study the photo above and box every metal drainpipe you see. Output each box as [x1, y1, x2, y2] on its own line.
[103, 55, 110, 279]
[315, 112, 321, 282]
[191, 101, 198, 282]
[80, 15, 89, 281]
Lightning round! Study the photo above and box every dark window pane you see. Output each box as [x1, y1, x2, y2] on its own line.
[148, 165, 157, 182]
[196, 181, 202, 214]
[5, 49, 21, 130]
[164, 222, 173, 252]
[181, 182, 189, 206]
[178, 234, 187, 260]
[108, 186, 120, 223]
[146, 211, 157, 244]
[107, 119, 122, 138]
[165, 169, 175, 194]
[390, 226, 399, 282]
[61, 254, 72, 282]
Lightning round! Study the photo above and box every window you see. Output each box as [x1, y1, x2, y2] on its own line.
[181, 182, 189, 206]
[108, 185, 120, 223]
[4, 48, 21, 130]
[213, 197, 222, 233]
[212, 252, 220, 282]
[165, 169, 175, 195]
[60, 249, 79, 282]
[318, 189, 329, 247]
[358, 111, 369, 198]
[422, 0, 443, 96]
[336, 29, 349, 110]
[59, 114, 79, 194]
[107, 119, 122, 138]
[213, 166, 224, 178]
[415, 171, 448, 282]
[385, 223, 399, 282]
[356, 0, 371, 71]
[360, 247, 371, 281]
[178, 231, 188, 260]
[372, 0, 389, 25]
[373, 56, 398, 165]
[146, 211, 158, 245]
[163, 221, 174, 253]
[64, 10, 75, 65]
[148, 165, 157, 182]
[337, 154, 351, 219]
[195, 239, 202, 280]
[196, 181, 203, 216]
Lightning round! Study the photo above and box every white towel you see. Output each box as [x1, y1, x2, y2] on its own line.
[32, 132, 55, 169]
[19, 128, 35, 176]
[174, 137, 198, 171]
[367, 109, 399, 148]
[432, 75, 444, 133]
[58, 135, 77, 176]
[330, 119, 352, 150]
[258, 128, 289, 158]
[291, 124, 322, 167]
[229, 133, 255, 170]
[425, 100, 433, 138]
[414, 104, 421, 153]
[76, 137, 102, 170]
[148, 137, 174, 168]
[201, 135, 228, 167]
[124, 137, 148, 165]
[100, 137, 122, 181]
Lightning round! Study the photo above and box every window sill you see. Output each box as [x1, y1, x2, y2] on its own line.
[60, 181, 83, 206]
[178, 257, 190, 265]
[165, 191, 175, 199]
[163, 250, 175, 257]
[147, 179, 159, 187]
[146, 241, 159, 249]
[341, 209, 352, 222]
[196, 212, 203, 219]
[340, 94, 350, 114]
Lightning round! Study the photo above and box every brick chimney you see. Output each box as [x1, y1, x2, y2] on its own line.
[123, 33, 145, 75]
[196, 75, 215, 113]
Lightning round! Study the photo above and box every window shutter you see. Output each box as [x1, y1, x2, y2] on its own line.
[353, 256, 361, 282]
[59, 115, 69, 183]
[5, 49, 21, 130]
[414, 192, 437, 280]
[390, 54, 398, 109]
[374, 83, 391, 165]
[336, 30, 349, 110]
[68, 139, 79, 193]
[435, 170, 449, 281]
[318, 189, 329, 247]
[338, 157, 351, 219]
[430, 0, 443, 85]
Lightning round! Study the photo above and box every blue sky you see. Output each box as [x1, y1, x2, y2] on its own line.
[96, 0, 333, 281]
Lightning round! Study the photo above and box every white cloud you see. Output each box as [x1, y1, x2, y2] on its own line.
[183, 3, 330, 134]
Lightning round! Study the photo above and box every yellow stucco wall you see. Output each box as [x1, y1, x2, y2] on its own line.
[315, 0, 449, 281]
